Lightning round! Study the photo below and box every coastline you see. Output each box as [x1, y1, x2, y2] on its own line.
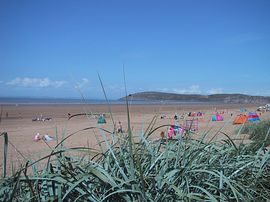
[0, 97, 265, 106]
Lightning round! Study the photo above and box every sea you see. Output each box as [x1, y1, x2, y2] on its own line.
[0, 97, 214, 106]
[0, 97, 118, 105]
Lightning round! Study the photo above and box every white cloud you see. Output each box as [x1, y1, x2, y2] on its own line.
[207, 88, 223, 94]
[6, 77, 66, 88]
[157, 88, 170, 92]
[107, 84, 125, 91]
[172, 85, 201, 94]
[251, 90, 270, 96]
[75, 78, 89, 89]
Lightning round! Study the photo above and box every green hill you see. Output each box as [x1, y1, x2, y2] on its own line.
[120, 92, 270, 104]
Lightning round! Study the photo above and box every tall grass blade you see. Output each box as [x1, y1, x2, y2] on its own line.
[97, 73, 116, 131]
[123, 66, 135, 181]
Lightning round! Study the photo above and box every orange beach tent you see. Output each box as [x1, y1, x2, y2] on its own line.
[233, 114, 247, 124]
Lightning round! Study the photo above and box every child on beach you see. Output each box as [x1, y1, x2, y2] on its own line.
[117, 121, 123, 133]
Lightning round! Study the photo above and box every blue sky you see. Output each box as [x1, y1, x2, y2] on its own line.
[0, 0, 269, 99]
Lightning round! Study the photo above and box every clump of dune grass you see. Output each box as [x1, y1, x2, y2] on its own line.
[239, 120, 270, 150]
[1, 118, 270, 201]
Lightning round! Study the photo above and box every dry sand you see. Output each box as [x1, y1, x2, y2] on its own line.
[0, 103, 269, 172]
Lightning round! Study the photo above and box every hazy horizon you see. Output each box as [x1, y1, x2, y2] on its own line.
[0, 91, 269, 101]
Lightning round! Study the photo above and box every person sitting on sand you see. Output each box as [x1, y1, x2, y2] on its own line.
[43, 134, 54, 142]
[33, 133, 41, 141]
[160, 131, 165, 139]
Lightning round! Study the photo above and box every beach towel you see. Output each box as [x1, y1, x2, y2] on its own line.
[44, 134, 54, 142]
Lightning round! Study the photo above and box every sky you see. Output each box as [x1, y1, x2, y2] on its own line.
[0, 0, 270, 99]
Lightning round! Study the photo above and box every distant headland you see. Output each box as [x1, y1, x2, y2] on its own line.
[119, 92, 270, 104]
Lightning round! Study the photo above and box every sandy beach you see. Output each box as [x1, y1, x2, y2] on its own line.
[1, 103, 269, 172]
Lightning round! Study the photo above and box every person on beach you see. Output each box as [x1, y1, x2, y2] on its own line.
[33, 133, 41, 141]
[160, 131, 165, 138]
[117, 121, 123, 133]
[168, 126, 174, 139]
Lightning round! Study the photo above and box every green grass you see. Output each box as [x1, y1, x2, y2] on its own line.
[239, 120, 270, 150]
[1, 119, 270, 201]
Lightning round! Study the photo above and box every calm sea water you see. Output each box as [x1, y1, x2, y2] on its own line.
[0, 97, 214, 105]
[0, 97, 117, 105]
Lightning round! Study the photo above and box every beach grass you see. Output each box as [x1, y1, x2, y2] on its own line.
[1, 114, 270, 201]
[238, 120, 270, 150]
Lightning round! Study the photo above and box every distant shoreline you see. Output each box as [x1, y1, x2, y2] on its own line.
[121, 92, 270, 105]
[0, 101, 258, 108]
[1, 93, 269, 105]
[0, 97, 262, 107]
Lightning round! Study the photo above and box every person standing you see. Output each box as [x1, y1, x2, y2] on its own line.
[117, 121, 123, 133]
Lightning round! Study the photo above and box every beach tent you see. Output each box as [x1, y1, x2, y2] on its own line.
[212, 114, 223, 121]
[197, 112, 203, 116]
[97, 115, 106, 124]
[233, 114, 247, 124]
[247, 112, 260, 122]
[240, 108, 247, 113]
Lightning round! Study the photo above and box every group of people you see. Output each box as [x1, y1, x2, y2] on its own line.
[160, 125, 186, 139]
[33, 133, 54, 142]
[34, 121, 124, 142]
